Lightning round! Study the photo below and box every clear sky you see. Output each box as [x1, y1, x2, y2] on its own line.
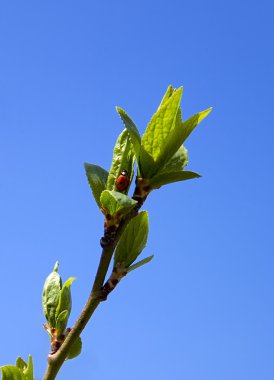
[0, 1, 273, 379]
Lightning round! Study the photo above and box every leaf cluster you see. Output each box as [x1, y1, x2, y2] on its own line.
[42, 262, 75, 336]
[41, 263, 82, 360]
[1, 356, 34, 380]
[86, 85, 211, 214]
[85, 85, 211, 271]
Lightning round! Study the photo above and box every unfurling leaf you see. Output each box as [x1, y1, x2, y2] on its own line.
[55, 277, 75, 336]
[1, 355, 34, 380]
[20, 355, 34, 380]
[107, 129, 134, 194]
[15, 358, 27, 372]
[85, 163, 108, 208]
[1, 366, 23, 380]
[56, 310, 69, 336]
[140, 87, 183, 177]
[157, 85, 176, 110]
[100, 190, 137, 217]
[151, 107, 212, 174]
[139, 85, 212, 179]
[66, 336, 82, 360]
[42, 262, 62, 328]
[116, 107, 141, 164]
[114, 211, 149, 267]
[178, 107, 212, 146]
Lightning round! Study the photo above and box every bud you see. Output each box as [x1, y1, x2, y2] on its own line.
[42, 262, 62, 328]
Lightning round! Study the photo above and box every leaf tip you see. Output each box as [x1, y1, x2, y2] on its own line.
[203, 107, 213, 117]
[116, 106, 123, 114]
[196, 107, 213, 125]
[53, 262, 59, 272]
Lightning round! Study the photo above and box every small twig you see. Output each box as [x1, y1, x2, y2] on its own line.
[42, 244, 114, 380]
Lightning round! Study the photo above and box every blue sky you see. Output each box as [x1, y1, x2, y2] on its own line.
[0, 1, 274, 379]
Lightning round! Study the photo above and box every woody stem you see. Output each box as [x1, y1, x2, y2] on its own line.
[42, 182, 147, 380]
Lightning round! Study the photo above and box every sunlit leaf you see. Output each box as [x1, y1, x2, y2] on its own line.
[140, 87, 183, 177]
[179, 107, 212, 145]
[107, 129, 134, 193]
[84, 163, 108, 208]
[1, 355, 34, 380]
[157, 85, 175, 109]
[149, 171, 201, 189]
[116, 107, 141, 162]
[1, 366, 23, 380]
[100, 190, 137, 216]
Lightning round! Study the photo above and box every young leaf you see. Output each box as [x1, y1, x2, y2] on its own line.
[158, 146, 188, 174]
[179, 107, 212, 145]
[114, 211, 149, 267]
[66, 336, 82, 360]
[150, 106, 212, 179]
[15, 358, 27, 372]
[22, 356, 34, 380]
[84, 163, 108, 208]
[140, 87, 183, 177]
[56, 310, 69, 336]
[107, 129, 134, 193]
[42, 262, 62, 328]
[100, 190, 137, 216]
[149, 171, 201, 189]
[1, 356, 34, 380]
[157, 85, 175, 110]
[116, 107, 141, 162]
[126, 255, 154, 273]
[55, 277, 75, 336]
[157, 108, 212, 170]
[1, 366, 24, 380]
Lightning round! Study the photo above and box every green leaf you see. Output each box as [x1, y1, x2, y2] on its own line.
[107, 129, 134, 193]
[116, 107, 141, 162]
[158, 146, 188, 174]
[56, 310, 69, 336]
[84, 163, 108, 208]
[114, 211, 149, 267]
[179, 107, 212, 145]
[140, 87, 183, 177]
[22, 356, 34, 380]
[1, 366, 24, 380]
[151, 107, 211, 178]
[126, 255, 154, 273]
[100, 190, 137, 216]
[15, 358, 27, 372]
[42, 262, 62, 328]
[157, 85, 175, 109]
[139, 86, 212, 178]
[66, 336, 82, 360]
[1, 356, 34, 380]
[149, 171, 201, 189]
[55, 277, 75, 335]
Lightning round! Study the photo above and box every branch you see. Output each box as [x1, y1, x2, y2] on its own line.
[42, 184, 144, 380]
[42, 243, 114, 380]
